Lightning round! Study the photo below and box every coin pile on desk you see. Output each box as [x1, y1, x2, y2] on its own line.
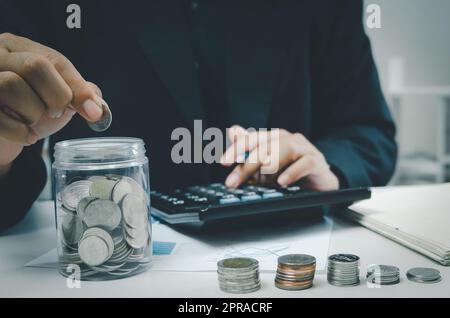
[407, 267, 442, 284]
[57, 175, 151, 279]
[275, 254, 316, 290]
[215, 253, 445, 293]
[366, 265, 400, 285]
[327, 254, 360, 286]
[217, 258, 261, 294]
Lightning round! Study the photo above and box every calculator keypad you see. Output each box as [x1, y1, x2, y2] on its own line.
[151, 183, 306, 214]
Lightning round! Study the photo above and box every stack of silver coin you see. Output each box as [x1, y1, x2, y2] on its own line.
[275, 254, 316, 290]
[407, 267, 442, 284]
[327, 254, 360, 286]
[57, 174, 151, 279]
[217, 258, 261, 294]
[366, 265, 400, 285]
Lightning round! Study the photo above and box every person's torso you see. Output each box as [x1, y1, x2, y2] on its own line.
[6, 0, 329, 190]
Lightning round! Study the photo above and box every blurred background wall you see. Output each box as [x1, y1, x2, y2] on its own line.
[364, 0, 450, 184]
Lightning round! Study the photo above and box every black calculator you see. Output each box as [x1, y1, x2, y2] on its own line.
[150, 183, 371, 224]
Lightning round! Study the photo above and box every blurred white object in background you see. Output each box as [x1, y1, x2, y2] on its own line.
[388, 57, 450, 185]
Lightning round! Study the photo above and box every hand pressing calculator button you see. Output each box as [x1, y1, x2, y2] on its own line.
[150, 183, 371, 224]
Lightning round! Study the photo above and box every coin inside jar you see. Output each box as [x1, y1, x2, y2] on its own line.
[61, 180, 92, 211]
[82, 199, 122, 231]
[61, 213, 85, 246]
[78, 228, 114, 266]
[89, 176, 118, 200]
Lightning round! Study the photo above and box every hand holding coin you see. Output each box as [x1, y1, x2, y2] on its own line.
[0, 33, 111, 176]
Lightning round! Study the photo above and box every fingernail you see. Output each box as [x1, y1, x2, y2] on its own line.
[278, 175, 290, 187]
[225, 173, 240, 188]
[26, 130, 39, 145]
[81, 99, 103, 121]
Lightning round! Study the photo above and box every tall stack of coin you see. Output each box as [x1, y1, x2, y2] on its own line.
[366, 265, 400, 285]
[407, 267, 442, 284]
[57, 174, 151, 280]
[275, 254, 316, 290]
[217, 258, 261, 294]
[327, 254, 360, 286]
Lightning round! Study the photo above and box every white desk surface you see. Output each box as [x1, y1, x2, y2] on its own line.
[0, 202, 449, 298]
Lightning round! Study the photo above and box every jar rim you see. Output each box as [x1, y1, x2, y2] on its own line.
[55, 137, 144, 150]
[54, 137, 147, 168]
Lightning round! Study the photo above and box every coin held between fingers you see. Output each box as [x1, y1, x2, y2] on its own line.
[86, 96, 112, 132]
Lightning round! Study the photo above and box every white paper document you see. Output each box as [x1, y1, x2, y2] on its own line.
[26, 216, 333, 272]
[348, 183, 450, 265]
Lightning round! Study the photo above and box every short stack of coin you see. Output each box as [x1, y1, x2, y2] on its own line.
[217, 258, 261, 294]
[366, 265, 400, 285]
[407, 267, 442, 284]
[57, 174, 151, 279]
[275, 254, 316, 290]
[327, 254, 360, 286]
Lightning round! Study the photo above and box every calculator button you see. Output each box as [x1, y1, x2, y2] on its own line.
[222, 194, 237, 199]
[210, 183, 225, 188]
[287, 186, 301, 192]
[219, 197, 241, 204]
[241, 194, 262, 201]
[172, 200, 185, 205]
[262, 192, 284, 199]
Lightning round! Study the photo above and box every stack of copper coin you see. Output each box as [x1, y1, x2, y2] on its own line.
[275, 254, 316, 290]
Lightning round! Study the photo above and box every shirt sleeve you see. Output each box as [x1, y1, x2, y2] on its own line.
[0, 143, 47, 232]
[311, 0, 398, 188]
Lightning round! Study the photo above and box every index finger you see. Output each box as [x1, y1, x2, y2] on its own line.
[221, 129, 279, 166]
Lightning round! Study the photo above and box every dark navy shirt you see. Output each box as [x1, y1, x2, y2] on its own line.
[182, 0, 230, 131]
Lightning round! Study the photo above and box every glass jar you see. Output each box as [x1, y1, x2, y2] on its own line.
[52, 137, 152, 280]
